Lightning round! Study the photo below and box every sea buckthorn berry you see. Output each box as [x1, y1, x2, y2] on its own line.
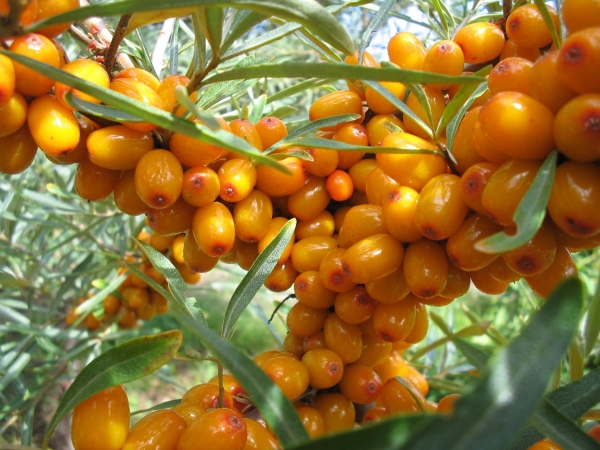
[323, 312, 362, 364]
[334, 286, 377, 325]
[356, 324, 392, 368]
[262, 354, 310, 400]
[387, 31, 427, 70]
[365, 166, 400, 206]
[308, 90, 362, 131]
[0, 92, 27, 138]
[233, 189, 273, 243]
[557, 27, 600, 94]
[471, 113, 511, 165]
[439, 263, 470, 299]
[171, 403, 207, 427]
[0, 54, 15, 107]
[217, 159, 257, 202]
[121, 286, 150, 310]
[121, 410, 186, 450]
[303, 330, 327, 353]
[135, 150, 183, 209]
[55, 60, 109, 110]
[446, 213, 502, 271]
[290, 236, 338, 273]
[113, 170, 149, 216]
[380, 377, 422, 414]
[301, 348, 344, 389]
[342, 204, 386, 244]
[75, 160, 120, 202]
[181, 166, 220, 208]
[109, 78, 165, 132]
[423, 40, 465, 91]
[182, 383, 234, 410]
[453, 22, 505, 64]
[34, 0, 79, 37]
[499, 39, 541, 62]
[103, 295, 121, 317]
[415, 174, 469, 240]
[314, 393, 356, 434]
[530, 50, 578, 114]
[114, 68, 160, 92]
[333, 123, 368, 169]
[255, 116, 288, 150]
[365, 267, 410, 305]
[87, 125, 153, 171]
[527, 440, 563, 450]
[10, 33, 59, 97]
[404, 301, 428, 344]
[294, 406, 325, 439]
[479, 92, 555, 161]
[0, 125, 37, 175]
[207, 374, 248, 413]
[221, 237, 242, 265]
[176, 408, 246, 450]
[286, 302, 329, 338]
[548, 161, 600, 237]
[373, 294, 417, 342]
[344, 50, 380, 99]
[150, 233, 175, 252]
[365, 81, 407, 114]
[447, 76, 492, 110]
[506, 4, 559, 49]
[342, 234, 404, 284]
[235, 241, 259, 270]
[377, 133, 447, 191]
[171, 234, 186, 264]
[554, 94, 600, 162]
[302, 147, 339, 178]
[71, 386, 130, 450]
[403, 86, 446, 140]
[296, 210, 335, 240]
[552, 223, 600, 253]
[404, 239, 448, 299]
[488, 57, 533, 96]
[243, 418, 281, 450]
[452, 107, 485, 173]
[470, 265, 510, 295]
[366, 114, 404, 147]
[294, 271, 336, 309]
[192, 201, 235, 256]
[28, 94, 80, 157]
[156, 74, 190, 113]
[326, 170, 354, 202]
[362, 407, 389, 424]
[333, 206, 350, 233]
[257, 216, 295, 263]
[374, 348, 408, 382]
[288, 176, 330, 221]
[48, 117, 96, 166]
[170, 118, 231, 166]
[485, 256, 522, 284]
[482, 159, 543, 227]
[284, 332, 305, 359]
[437, 393, 460, 414]
[255, 157, 308, 197]
[319, 248, 357, 293]
[501, 221, 556, 276]
[147, 198, 196, 236]
[264, 261, 297, 292]
[460, 162, 499, 214]
[229, 118, 263, 152]
[253, 350, 281, 367]
[381, 186, 423, 243]
[562, 0, 600, 32]
[339, 364, 382, 405]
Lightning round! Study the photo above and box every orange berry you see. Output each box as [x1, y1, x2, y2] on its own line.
[0, 54, 15, 107]
[288, 176, 331, 221]
[242, 418, 281, 450]
[302, 146, 339, 178]
[255, 116, 288, 150]
[264, 260, 297, 292]
[423, 40, 465, 91]
[10, 33, 59, 97]
[365, 81, 407, 114]
[0, 125, 37, 174]
[326, 169, 354, 202]
[381, 186, 423, 243]
[459, 162, 499, 214]
[308, 90, 362, 131]
[296, 210, 335, 240]
[181, 166, 220, 208]
[319, 248, 357, 293]
[323, 312, 362, 364]
[290, 236, 338, 273]
[135, 150, 183, 209]
[446, 213, 502, 272]
[114, 68, 160, 92]
[313, 393, 355, 433]
[257, 216, 295, 264]
[554, 94, 600, 162]
[506, 4, 559, 49]
[342, 234, 404, 284]
[380, 377, 422, 414]
[217, 158, 257, 202]
[262, 354, 310, 400]
[403, 86, 446, 140]
[169, 119, 231, 166]
[255, 157, 308, 197]
[170, 403, 207, 427]
[294, 406, 325, 439]
[34, 0, 79, 37]
[121, 410, 186, 450]
[453, 22, 505, 64]
[75, 159, 120, 202]
[176, 408, 247, 450]
[365, 267, 410, 305]
[439, 263, 471, 300]
[437, 393, 460, 414]
[561, 0, 600, 33]
[471, 113, 511, 165]
[109, 78, 164, 132]
[114, 169, 150, 215]
[0, 92, 27, 138]
[365, 166, 400, 206]
[87, 125, 154, 171]
[55, 59, 110, 110]
[488, 57, 533, 96]
[344, 50, 380, 99]
[147, 198, 196, 236]
[294, 270, 336, 309]
[501, 221, 557, 276]
[529, 50, 578, 114]
[404, 301, 429, 344]
[286, 301, 329, 338]
[557, 27, 600, 94]
[339, 363, 382, 405]
[404, 239, 448, 299]
[192, 201, 235, 257]
[301, 348, 344, 389]
[387, 32, 427, 71]
[334, 286, 377, 325]
[182, 383, 235, 410]
[372, 295, 417, 342]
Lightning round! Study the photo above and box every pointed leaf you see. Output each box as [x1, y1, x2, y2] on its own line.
[357, 0, 396, 64]
[197, 7, 224, 57]
[533, 0, 562, 48]
[475, 150, 557, 254]
[221, 10, 266, 50]
[249, 94, 267, 124]
[284, 137, 443, 156]
[222, 218, 296, 339]
[399, 278, 583, 450]
[43, 330, 182, 448]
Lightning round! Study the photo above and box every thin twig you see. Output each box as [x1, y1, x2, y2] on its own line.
[268, 294, 296, 324]
[104, 14, 132, 76]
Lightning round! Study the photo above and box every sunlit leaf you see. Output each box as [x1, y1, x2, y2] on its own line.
[357, 0, 396, 63]
[197, 7, 224, 57]
[125, 7, 196, 35]
[533, 0, 562, 48]
[221, 10, 266, 50]
[284, 137, 443, 156]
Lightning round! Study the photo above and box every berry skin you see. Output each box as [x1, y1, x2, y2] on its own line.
[109, 78, 165, 132]
[313, 393, 356, 434]
[0, 54, 15, 107]
[294, 270, 336, 309]
[147, 198, 196, 236]
[557, 27, 600, 95]
[114, 68, 161, 92]
[71, 386, 130, 450]
[500, 39, 541, 63]
[257, 216, 295, 264]
[382, 186, 423, 243]
[548, 161, 600, 237]
[113, 170, 150, 216]
[75, 159, 120, 202]
[55, 59, 110, 110]
[182, 383, 235, 410]
[169, 119, 231, 166]
[342, 234, 404, 284]
[255, 116, 288, 150]
[242, 418, 281, 450]
[181, 166, 220, 208]
[121, 410, 186, 450]
[561, 0, 600, 33]
[333, 123, 368, 169]
[290, 236, 338, 273]
[296, 210, 335, 240]
[506, 4, 559, 49]
[0, 125, 38, 175]
[301, 348, 344, 389]
[343, 204, 387, 244]
[372, 295, 417, 342]
[286, 302, 329, 338]
[87, 125, 154, 171]
[470, 266, 510, 295]
[288, 176, 331, 221]
[553, 94, 600, 162]
[218, 159, 257, 203]
[10, 33, 60, 97]
[344, 50, 380, 99]
[308, 90, 362, 131]
[338, 364, 382, 404]
[192, 201, 236, 257]
[365, 267, 410, 305]
[501, 221, 557, 277]
[34, 0, 79, 37]
[524, 245, 578, 299]
[488, 57, 533, 96]
[255, 157, 308, 197]
[323, 312, 363, 364]
[460, 162, 499, 214]
[326, 170, 354, 202]
[404, 301, 429, 344]
[135, 150, 183, 209]
[387, 32, 427, 70]
[366, 114, 405, 147]
[319, 248, 357, 293]
[453, 22, 505, 64]
[423, 40, 465, 91]
[380, 378, 422, 414]
[233, 189, 273, 243]
[365, 81, 406, 114]
[294, 405, 325, 439]
[437, 393, 460, 414]
[334, 286, 377, 325]
[264, 261, 298, 292]
[261, 354, 310, 400]
[529, 50, 577, 114]
[0, 92, 27, 138]
[176, 408, 247, 450]
[471, 115, 510, 165]
[365, 166, 400, 207]
[404, 239, 448, 299]
[170, 403, 208, 427]
[403, 86, 446, 140]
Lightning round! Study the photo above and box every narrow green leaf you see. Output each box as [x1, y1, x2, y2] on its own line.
[174, 85, 221, 130]
[400, 278, 583, 450]
[26, 0, 355, 56]
[0, 352, 31, 392]
[475, 151, 557, 253]
[169, 18, 180, 76]
[357, 0, 396, 64]
[197, 7, 224, 58]
[533, 0, 561, 48]
[284, 137, 443, 156]
[0, 271, 29, 288]
[136, 240, 207, 326]
[584, 278, 600, 357]
[446, 81, 489, 153]
[249, 94, 267, 124]
[410, 323, 489, 361]
[429, 312, 490, 371]
[266, 78, 334, 105]
[74, 273, 128, 317]
[65, 91, 145, 123]
[173, 313, 309, 446]
[222, 219, 296, 339]
[221, 10, 266, 50]
[0, 50, 285, 172]
[363, 80, 432, 138]
[202, 62, 484, 89]
[43, 330, 183, 448]
[406, 82, 435, 137]
[131, 399, 181, 416]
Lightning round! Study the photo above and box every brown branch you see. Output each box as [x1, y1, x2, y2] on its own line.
[104, 14, 132, 76]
